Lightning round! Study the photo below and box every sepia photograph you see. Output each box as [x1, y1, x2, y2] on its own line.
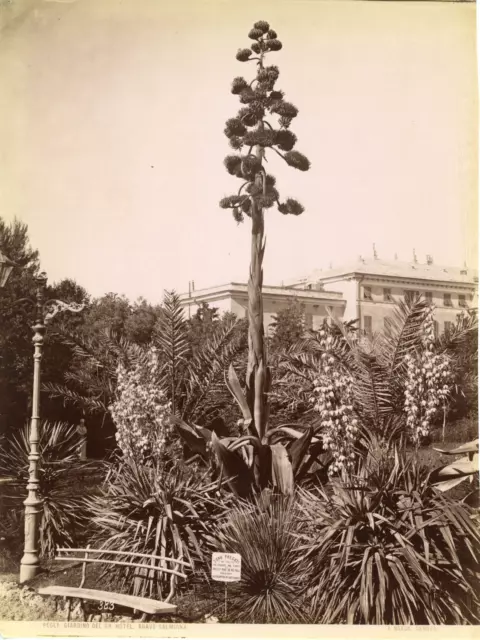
[0, 0, 478, 637]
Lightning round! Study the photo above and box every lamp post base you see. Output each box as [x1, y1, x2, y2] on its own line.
[19, 559, 40, 584]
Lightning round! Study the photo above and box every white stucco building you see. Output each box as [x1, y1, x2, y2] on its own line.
[179, 256, 478, 336]
[178, 282, 345, 331]
[288, 256, 478, 336]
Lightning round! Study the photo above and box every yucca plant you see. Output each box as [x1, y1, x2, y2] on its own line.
[45, 291, 248, 435]
[276, 297, 469, 464]
[208, 492, 310, 623]
[279, 299, 433, 438]
[0, 421, 102, 558]
[88, 457, 233, 600]
[297, 432, 480, 624]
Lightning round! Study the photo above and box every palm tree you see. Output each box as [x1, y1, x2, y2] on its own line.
[44, 291, 248, 443]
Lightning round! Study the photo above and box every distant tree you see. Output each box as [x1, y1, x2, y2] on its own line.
[187, 302, 221, 352]
[83, 293, 132, 338]
[41, 279, 90, 425]
[125, 297, 162, 345]
[219, 20, 310, 441]
[269, 299, 305, 351]
[0, 218, 41, 434]
[0, 219, 92, 434]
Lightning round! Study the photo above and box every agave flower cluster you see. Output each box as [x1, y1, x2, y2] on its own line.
[109, 347, 172, 462]
[404, 307, 453, 445]
[219, 20, 310, 224]
[310, 329, 359, 475]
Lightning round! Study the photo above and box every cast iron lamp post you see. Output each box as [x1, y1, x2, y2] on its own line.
[0, 257, 85, 582]
[20, 273, 85, 582]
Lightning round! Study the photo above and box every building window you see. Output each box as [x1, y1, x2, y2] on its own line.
[443, 293, 452, 307]
[364, 315, 372, 335]
[433, 320, 439, 338]
[383, 288, 393, 302]
[363, 286, 372, 301]
[444, 321, 453, 334]
[384, 317, 393, 333]
[458, 294, 467, 308]
[425, 291, 433, 304]
[304, 313, 313, 330]
[404, 290, 419, 304]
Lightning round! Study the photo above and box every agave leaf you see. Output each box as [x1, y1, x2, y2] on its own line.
[211, 432, 253, 498]
[289, 427, 313, 476]
[266, 426, 320, 442]
[433, 439, 479, 456]
[254, 360, 266, 439]
[433, 476, 470, 493]
[225, 364, 253, 429]
[173, 419, 209, 459]
[196, 426, 213, 442]
[271, 443, 294, 495]
[462, 489, 480, 508]
[229, 435, 262, 452]
[253, 444, 272, 489]
[431, 454, 478, 479]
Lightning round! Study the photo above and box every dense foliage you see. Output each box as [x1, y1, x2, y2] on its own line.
[209, 494, 308, 623]
[0, 421, 101, 558]
[298, 433, 480, 624]
[88, 457, 233, 600]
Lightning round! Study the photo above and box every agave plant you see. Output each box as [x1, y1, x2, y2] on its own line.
[175, 373, 332, 498]
[88, 456, 234, 600]
[208, 492, 310, 623]
[297, 432, 480, 624]
[429, 438, 479, 496]
[177, 21, 316, 497]
[0, 421, 102, 558]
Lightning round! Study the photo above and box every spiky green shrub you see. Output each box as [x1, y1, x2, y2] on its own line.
[209, 492, 310, 623]
[88, 457, 233, 600]
[0, 421, 101, 558]
[297, 435, 480, 624]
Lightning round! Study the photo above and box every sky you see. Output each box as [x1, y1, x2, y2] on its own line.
[0, 0, 477, 303]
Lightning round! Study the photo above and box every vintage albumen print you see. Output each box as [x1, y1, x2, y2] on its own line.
[0, 0, 478, 638]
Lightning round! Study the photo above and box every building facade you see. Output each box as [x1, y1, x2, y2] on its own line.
[179, 258, 478, 336]
[288, 256, 478, 336]
[178, 282, 346, 331]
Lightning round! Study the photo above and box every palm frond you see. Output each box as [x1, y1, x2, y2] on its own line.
[436, 309, 478, 355]
[182, 316, 248, 423]
[42, 382, 109, 414]
[155, 291, 190, 415]
[379, 297, 429, 375]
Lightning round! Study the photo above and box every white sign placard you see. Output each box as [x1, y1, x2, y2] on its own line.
[211, 552, 242, 582]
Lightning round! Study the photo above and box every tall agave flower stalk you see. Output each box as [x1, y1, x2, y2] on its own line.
[175, 22, 313, 497]
[220, 20, 310, 441]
